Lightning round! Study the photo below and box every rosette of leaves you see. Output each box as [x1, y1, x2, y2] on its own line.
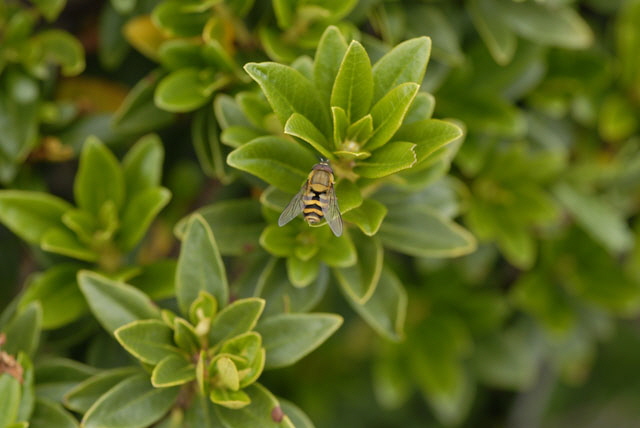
[191, 26, 474, 340]
[0, 135, 171, 329]
[259, 0, 358, 62]
[71, 215, 341, 427]
[0, 0, 85, 184]
[118, 0, 252, 115]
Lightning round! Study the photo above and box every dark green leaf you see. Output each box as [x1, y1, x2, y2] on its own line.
[118, 187, 171, 251]
[334, 231, 383, 303]
[64, 367, 142, 414]
[176, 214, 229, 314]
[34, 358, 97, 402]
[1, 301, 41, 357]
[32, 30, 85, 76]
[256, 313, 342, 369]
[215, 383, 295, 428]
[78, 271, 160, 334]
[122, 134, 165, 200]
[467, 0, 517, 65]
[82, 374, 179, 428]
[28, 398, 78, 428]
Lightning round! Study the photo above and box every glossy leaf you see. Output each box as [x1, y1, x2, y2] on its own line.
[78, 271, 160, 334]
[331, 41, 373, 122]
[227, 136, 317, 194]
[176, 215, 228, 314]
[256, 313, 343, 369]
[244, 62, 330, 135]
[284, 113, 333, 159]
[314, 26, 348, 108]
[372, 37, 431, 103]
[366, 83, 419, 151]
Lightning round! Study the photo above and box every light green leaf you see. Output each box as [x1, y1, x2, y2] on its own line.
[342, 198, 388, 237]
[155, 68, 224, 113]
[256, 313, 342, 369]
[41, 228, 98, 261]
[122, 134, 165, 200]
[118, 187, 171, 251]
[395, 119, 463, 164]
[0, 190, 71, 245]
[174, 317, 200, 354]
[334, 231, 383, 303]
[286, 256, 321, 288]
[355, 141, 416, 178]
[342, 267, 407, 341]
[335, 179, 363, 214]
[331, 41, 373, 122]
[151, 354, 195, 387]
[244, 62, 330, 135]
[215, 384, 295, 427]
[372, 37, 431, 104]
[332, 106, 349, 148]
[151, 1, 209, 37]
[82, 374, 179, 428]
[78, 271, 160, 334]
[31, 0, 67, 21]
[345, 114, 373, 143]
[32, 29, 85, 76]
[115, 319, 179, 365]
[227, 136, 317, 194]
[314, 26, 348, 108]
[209, 298, 265, 345]
[0, 372, 21, 427]
[365, 83, 419, 151]
[74, 137, 125, 216]
[176, 214, 228, 314]
[285, 113, 333, 159]
[210, 388, 250, 409]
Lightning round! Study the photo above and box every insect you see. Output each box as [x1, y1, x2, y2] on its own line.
[278, 159, 343, 237]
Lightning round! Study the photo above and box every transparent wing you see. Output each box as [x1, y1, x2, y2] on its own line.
[278, 187, 305, 226]
[323, 184, 343, 237]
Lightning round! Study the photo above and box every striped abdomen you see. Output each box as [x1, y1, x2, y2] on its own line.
[303, 189, 329, 224]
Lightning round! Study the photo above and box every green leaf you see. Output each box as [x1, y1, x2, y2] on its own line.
[286, 256, 321, 288]
[1, 301, 41, 357]
[372, 37, 431, 104]
[31, 0, 67, 21]
[0, 190, 72, 245]
[20, 264, 86, 329]
[180, 199, 264, 256]
[314, 26, 348, 108]
[111, 72, 174, 135]
[118, 187, 171, 251]
[0, 373, 20, 427]
[210, 388, 251, 409]
[151, 354, 195, 387]
[34, 358, 97, 402]
[395, 119, 464, 164]
[82, 374, 179, 428]
[74, 137, 125, 216]
[99, 3, 130, 70]
[365, 83, 419, 151]
[78, 271, 160, 334]
[32, 30, 85, 76]
[380, 206, 476, 257]
[342, 198, 388, 237]
[129, 260, 177, 300]
[209, 298, 266, 345]
[192, 104, 228, 181]
[115, 319, 179, 365]
[176, 214, 229, 314]
[123, 134, 165, 200]
[345, 114, 373, 143]
[334, 179, 363, 213]
[284, 113, 333, 159]
[64, 367, 142, 414]
[40, 228, 98, 261]
[334, 231, 383, 303]
[342, 267, 406, 341]
[174, 317, 200, 354]
[28, 398, 79, 428]
[256, 313, 343, 369]
[355, 141, 416, 178]
[499, 0, 593, 48]
[155, 68, 224, 113]
[331, 41, 373, 122]
[151, 0, 209, 37]
[553, 183, 634, 254]
[215, 384, 295, 428]
[244, 62, 330, 135]
[467, 0, 517, 65]
[279, 399, 314, 428]
[332, 106, 349, 148]
[16, 353, 34, 422]
[227, 136, 317, 194]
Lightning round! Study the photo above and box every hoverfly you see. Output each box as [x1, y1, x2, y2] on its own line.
[278, 159, 343, 237]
